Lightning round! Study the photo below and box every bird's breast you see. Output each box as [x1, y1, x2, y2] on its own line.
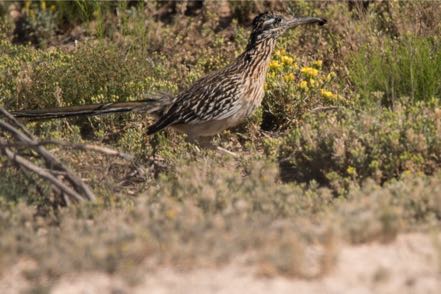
[242, 70, 267, 108]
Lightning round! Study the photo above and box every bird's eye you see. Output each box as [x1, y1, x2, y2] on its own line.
[275, 17, 282, 23]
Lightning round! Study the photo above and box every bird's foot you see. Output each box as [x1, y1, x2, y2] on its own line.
[216, 146, 238, 157]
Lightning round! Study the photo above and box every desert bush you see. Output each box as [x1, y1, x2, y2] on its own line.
[0, 38, 181, 142]
[12, 0, 125, 44]
[0, 159, 337, 284]
[349, 37, 441, 104]
[1, 156, 441, 289]
[53, 0, 118, 24]
[0, 39, 178, 110]
[262, 48, 347, 131]
[338, 174, 441, 244]
[279, 101, 441, 191]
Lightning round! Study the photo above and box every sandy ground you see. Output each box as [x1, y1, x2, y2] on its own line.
[2, 233, 440, 294]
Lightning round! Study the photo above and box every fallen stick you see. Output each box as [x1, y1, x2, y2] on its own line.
[2, 140, 134, 161]
[1, 142, 86, 203]
[0, 107, 96, 204]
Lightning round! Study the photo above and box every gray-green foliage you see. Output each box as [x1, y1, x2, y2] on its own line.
[279, 101, 441, 191]
[0, 40, 177, 109]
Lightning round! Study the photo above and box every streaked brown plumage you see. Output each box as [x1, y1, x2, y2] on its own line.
[12, 12, 326, 140]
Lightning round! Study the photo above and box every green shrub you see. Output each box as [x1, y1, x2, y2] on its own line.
[16, 0, 125, 42]
[0, 40, 177, 109]
[0, 39, 179, 140]
[279, 101, 441, 191]
[349, 37, 441, 104]
[54, 0, 118, 24]
[340, 174, 441, 243]
[262, 49, 347, 131]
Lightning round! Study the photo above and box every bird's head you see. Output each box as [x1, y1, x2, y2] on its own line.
[249, 12, 326, 45]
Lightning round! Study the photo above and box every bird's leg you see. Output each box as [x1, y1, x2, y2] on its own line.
[216, 146, 238, 157]
[186, 135, 237, 157]
[185, 136, 202, 153]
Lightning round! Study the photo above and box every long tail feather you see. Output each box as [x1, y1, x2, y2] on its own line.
[11, 99, 166, 120]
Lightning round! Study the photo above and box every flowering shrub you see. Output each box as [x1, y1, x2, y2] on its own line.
[262, 49, 345, 131]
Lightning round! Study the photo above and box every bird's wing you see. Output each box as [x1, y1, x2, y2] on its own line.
[147, 73, 244, 135]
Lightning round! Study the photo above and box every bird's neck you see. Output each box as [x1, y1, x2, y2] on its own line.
[237, 38, 277, 77]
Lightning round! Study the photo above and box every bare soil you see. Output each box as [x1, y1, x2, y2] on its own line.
[2, 233, 439, 294]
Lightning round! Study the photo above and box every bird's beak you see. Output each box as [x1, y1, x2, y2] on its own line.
[285, 17, 327, 29]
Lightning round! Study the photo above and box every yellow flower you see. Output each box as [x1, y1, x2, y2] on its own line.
[347, 166, 357, 176]
[281, 55, 295, 65]
[299, 80, 308, 91]
[24, 0, 31, 11]
[309, 79, 317, 87]
[40, 0, 47, 11]
[312, 60, 323, 68]
[270, 60, 282, 70]
[275, 49, 286, 56]
[300, 66, 319, 78]
[165, 208, 177, 220]
[284, 72, 295, 82]
[326, 71, 336, 82]
[320, 89, 337, 100]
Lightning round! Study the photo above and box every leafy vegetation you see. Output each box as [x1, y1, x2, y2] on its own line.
[349, 37, 441, 104]
[263, 49, 346, 130]
[279, 101, 441, 191]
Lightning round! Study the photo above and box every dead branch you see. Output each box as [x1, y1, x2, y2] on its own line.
[2, 140, 134, 161]
[1, 141, 86, 203]
[0, 107, 96, 204]
[308, 106, 343, 113]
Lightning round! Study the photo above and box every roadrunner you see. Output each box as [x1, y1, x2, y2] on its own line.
[13, 12, 326, 140]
